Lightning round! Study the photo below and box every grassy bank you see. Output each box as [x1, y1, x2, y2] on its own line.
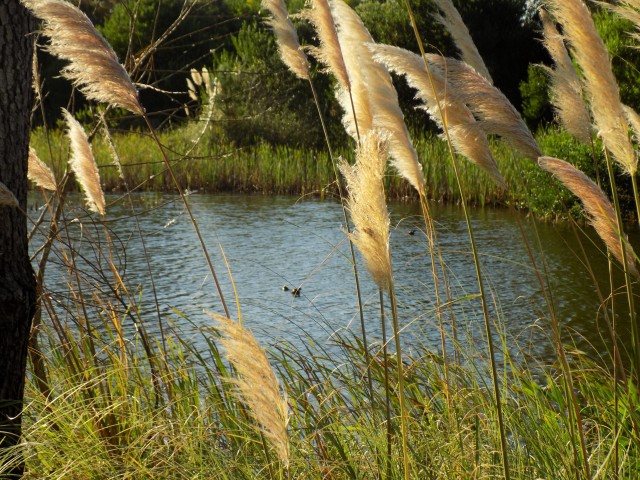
[12, 315, 636, 478]
[30, 124, 606, 218]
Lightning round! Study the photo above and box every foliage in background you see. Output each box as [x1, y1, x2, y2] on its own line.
[520, 5, 640, 128]
[212, 21, 332, 148]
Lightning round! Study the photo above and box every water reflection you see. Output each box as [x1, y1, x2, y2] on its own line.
[30, 192, 637, 364]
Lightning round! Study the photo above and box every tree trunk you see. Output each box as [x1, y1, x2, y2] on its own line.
[0, 0, 35, 476]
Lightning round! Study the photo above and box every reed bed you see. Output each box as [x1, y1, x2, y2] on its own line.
[8, 0, 640, 478]
[30, 125, 593, 212]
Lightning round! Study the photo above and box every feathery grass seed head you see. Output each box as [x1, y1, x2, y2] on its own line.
[545, 0, 636, 174]
[262, 0, 310, 80]
[302, 0, 350, 91]
[210, 313, 290, 466]
[63, 109, 105, 215]
[23, 0, 143, 115]
[370, 44, 505, 189]
[428, 54, 541, 161]
[28, 148, 57, 191]
[432, 0, 492, 82]
[539, 156, 638, 277]
[340, 132, 393, 290]
[540, 9, 592, 144]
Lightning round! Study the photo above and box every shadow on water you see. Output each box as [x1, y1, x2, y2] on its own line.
[29, 192, 639, 367]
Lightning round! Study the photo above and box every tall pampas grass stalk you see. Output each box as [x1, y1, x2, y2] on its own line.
[264, 0, 375, 403]
[63, 109, 105, 216]
[340, 131, 411, 479]
[370, 44, 505, 189]
[209, 313, 290, 468]
[537, 156, 636, 479]
[432, 0, 492, 83]
[261, 0, 310, 81]
[545, 0, 636, 176]
[399, 2, 512, 477]
[541, 156, 640, 456]
[332, 0, 424, 194]
[23, 0, 143, 115]
[28, 148, 57, 192]
[539, 9, 592, 145]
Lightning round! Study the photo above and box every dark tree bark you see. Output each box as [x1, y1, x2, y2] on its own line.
[0, 0, 35, 476]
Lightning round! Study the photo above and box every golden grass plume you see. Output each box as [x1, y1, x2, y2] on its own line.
[329, 0, 373, 137]
[602, 1, 640, 45]
[0, 182, 19, 208]
[539, 156, 638, 277]
[545, 0, 636, 175]
[209, 313, 290, 466]
[23, 0, 143, 115]
[301, 0, 350, 91]
[63, 109, 105, 215]
[261, 0, 310, 80]
[540, 9, 592, 144]
[332, 0, 424, 194]
[370, 44, 505, 189]
[340, 132, 393, 290]
[28, 148, 57, 191]
[624, 104, 640, 147]
[428, 54, 541, 161]
[432, 0, 492, 82]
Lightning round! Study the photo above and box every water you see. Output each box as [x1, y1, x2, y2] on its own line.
[30, 192, 635, 364]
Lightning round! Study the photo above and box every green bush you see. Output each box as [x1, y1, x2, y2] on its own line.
[212, 21, 330, 148]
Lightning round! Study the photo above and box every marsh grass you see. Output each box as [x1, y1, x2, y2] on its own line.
[11, 300, 640, 478]
[30, 125, 590, 211]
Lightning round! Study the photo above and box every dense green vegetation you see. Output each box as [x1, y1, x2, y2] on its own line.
[26, 123, 606, 217]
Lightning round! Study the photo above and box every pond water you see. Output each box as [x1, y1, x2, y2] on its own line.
[30, 192, 637, 364]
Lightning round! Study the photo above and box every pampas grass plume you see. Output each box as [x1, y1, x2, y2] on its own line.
[539, 156, 638, 277]
[302, 0, 350, 91]
[428, 54, 541, 161]
[209, 313, 290, 466]
[332, 0, 424, 194]
[0, 182, 19, 208]
[546, 0, 636, 175]
[63, 109, 105, 215]
[370, 44, 505, 189]
[28, 148, 57, 191]
[23, 0, 143, 115]
[340, 132, 393, 290]
[540, 9, 592, 144]
[262, 0, 310, 81]
[432, 0, 492, 82]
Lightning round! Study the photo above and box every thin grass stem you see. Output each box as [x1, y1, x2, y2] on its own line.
[142, 114, 230, 318]
[401, 1, 510, 475]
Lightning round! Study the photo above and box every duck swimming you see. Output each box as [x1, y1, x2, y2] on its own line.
[291, 287, 301, 297]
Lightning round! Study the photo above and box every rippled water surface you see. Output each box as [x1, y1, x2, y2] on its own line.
[31, 193, 635, 363]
